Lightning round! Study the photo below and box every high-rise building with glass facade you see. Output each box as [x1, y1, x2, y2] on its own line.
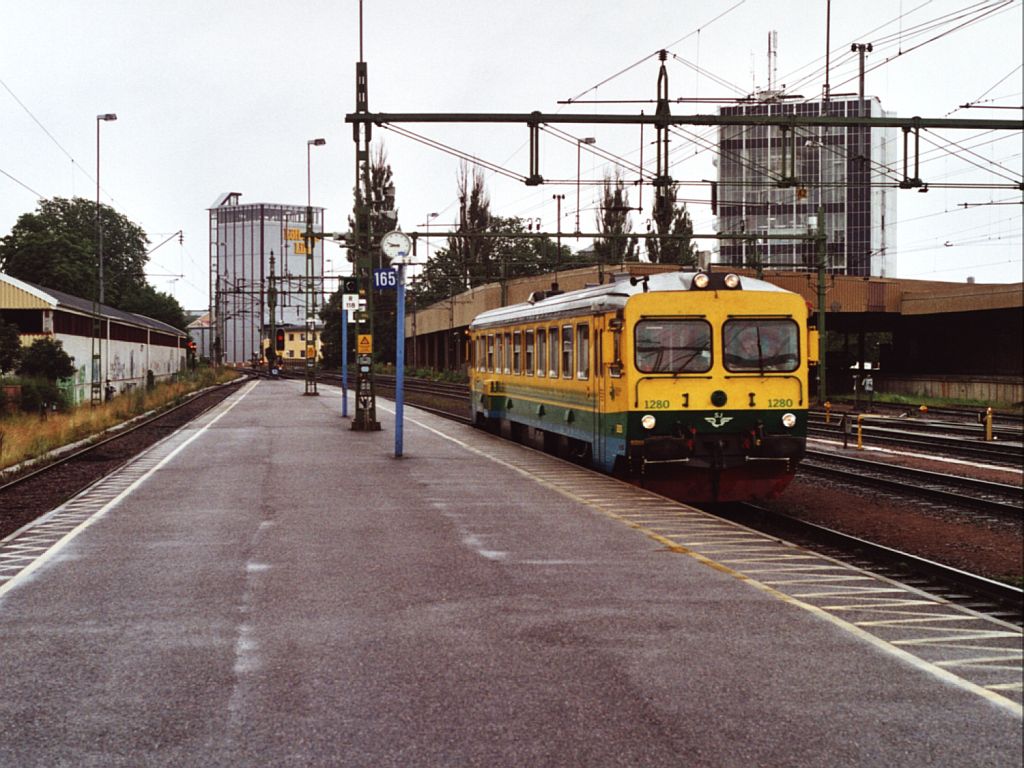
[715, 95, 897, 277]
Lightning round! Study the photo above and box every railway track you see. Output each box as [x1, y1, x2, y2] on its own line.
[711, 502, 1023, 627]
[808, 417, 1023, 467]
[802, 450, 1022, 517]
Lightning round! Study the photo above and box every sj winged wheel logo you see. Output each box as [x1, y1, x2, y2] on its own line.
[704, 411, 733, 429]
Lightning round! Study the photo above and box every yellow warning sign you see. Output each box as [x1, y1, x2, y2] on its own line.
[306, 345, 316, 359]
[357, 334, 373, 354]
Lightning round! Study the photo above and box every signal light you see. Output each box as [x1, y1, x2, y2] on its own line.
[342, 276, 358, 294]
[275, 329, 285, 351]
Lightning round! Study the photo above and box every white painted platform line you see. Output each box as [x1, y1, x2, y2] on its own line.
[0, 381, 257, 600]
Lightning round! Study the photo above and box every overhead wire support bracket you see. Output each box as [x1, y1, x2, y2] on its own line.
[899, 119, 924, 189]
[345, 110, 1021, 191]
[526, 111, 544, 186]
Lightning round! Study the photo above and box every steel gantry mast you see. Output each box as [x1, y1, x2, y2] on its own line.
[345, 59, 1021, 407]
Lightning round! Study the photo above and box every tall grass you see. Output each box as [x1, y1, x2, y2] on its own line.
[0, 368, 241, 472]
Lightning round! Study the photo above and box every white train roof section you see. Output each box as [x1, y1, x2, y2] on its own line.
[469, 271, 791, 330]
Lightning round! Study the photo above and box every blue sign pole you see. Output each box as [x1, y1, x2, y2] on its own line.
[341, 308, 349, 418]
[395, 263, 406, 457]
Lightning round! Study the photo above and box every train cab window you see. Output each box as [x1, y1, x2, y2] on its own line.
[536, 329, 546, 377]
[548, 327, 559, 377]
[561, 325, 574, 378]
[487, 334, 495, 371]
[513, 331, 522, 374]
[723, 319, 799, 373]
[525, 330, 535, 376]
[576, 323, 590, 379]
[635, 320, 712, 373]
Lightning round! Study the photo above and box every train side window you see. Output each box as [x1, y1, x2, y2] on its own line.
[611, 329, 622, 377]
[576, 323, 589, 379]
[487, 334, 495, 372]
[496, 334, 504, 373]
[513, 331, 522, 374]
[525, 330, 535, 376]
[561, 325, 574, 378]
[722, 319, 799, 373]
[504, 332, 512, 373]
[536, 329, 546, 377]
[548, 326, 560, 377]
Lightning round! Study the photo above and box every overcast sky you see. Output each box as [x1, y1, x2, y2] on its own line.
[3, 0, 1021, 311]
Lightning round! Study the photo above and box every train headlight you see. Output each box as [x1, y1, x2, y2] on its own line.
[782, 412, 797, 428]
[641, 414, 657, 430]
[724, 273, 740, 289]
[692, 273, 710, 289]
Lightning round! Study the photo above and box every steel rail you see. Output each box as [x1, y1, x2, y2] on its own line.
[721, 502, 1023, 625]
[802, 451, 1022, 516]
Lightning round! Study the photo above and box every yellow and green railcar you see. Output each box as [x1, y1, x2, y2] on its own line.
[467, 271, 817, 502]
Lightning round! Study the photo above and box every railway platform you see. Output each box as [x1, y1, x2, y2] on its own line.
[0, 378, 1020, 767]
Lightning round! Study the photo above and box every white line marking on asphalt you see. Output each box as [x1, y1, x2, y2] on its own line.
[0, 381, 257, 602]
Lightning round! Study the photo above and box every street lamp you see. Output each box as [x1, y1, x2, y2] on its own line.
[552, 194, 565, 291]
[307, 137, 326, 206]
[305, 138, 326, 395]
[576, 136, 595, 234]
[423, 212, 439, 261]
[96, 113, 116, 305]
[92, 112, 116, 405]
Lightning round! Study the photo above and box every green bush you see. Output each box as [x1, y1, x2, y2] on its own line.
[17, 377, 66, 413]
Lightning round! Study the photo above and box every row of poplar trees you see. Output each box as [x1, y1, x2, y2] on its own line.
[320, 146, 698, 368]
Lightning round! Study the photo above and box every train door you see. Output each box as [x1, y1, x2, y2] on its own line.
[591, 317, 606, 467]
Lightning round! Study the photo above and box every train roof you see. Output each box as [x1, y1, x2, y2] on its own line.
[468, 271, 792, 330]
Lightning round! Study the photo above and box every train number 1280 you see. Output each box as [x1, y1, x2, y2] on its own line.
[644, 399, 671, 409]
[768, 398, 794, 408]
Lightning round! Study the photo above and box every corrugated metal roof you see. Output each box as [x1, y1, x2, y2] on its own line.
[1, 272, 185, 337]
[0, 273, 57, 309]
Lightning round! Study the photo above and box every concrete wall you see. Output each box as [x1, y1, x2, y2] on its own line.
[21, 332, 185, 405]
[879, 374, 1022, 407]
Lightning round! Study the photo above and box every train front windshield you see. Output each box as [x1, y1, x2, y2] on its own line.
[722, 319, 799, 372]
[635, 320, 712, 373]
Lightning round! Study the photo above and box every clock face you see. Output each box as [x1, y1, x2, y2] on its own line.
[381, 231, 412, 261]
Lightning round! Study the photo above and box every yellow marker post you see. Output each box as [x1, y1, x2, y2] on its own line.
[824, 401, 832, 424]
[985, 407, 994, 442]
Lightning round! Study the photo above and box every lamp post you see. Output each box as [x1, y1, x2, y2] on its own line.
[91, 112, 116, 405]
[423, 212, 439, 261]
[575, 137, 595, 234]
[307, 138, 326, 206]
[552, 194, 565, 292]
[304, 138, 326, 395]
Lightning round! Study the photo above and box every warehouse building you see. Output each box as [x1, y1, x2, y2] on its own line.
[0, 272, 186, 404]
